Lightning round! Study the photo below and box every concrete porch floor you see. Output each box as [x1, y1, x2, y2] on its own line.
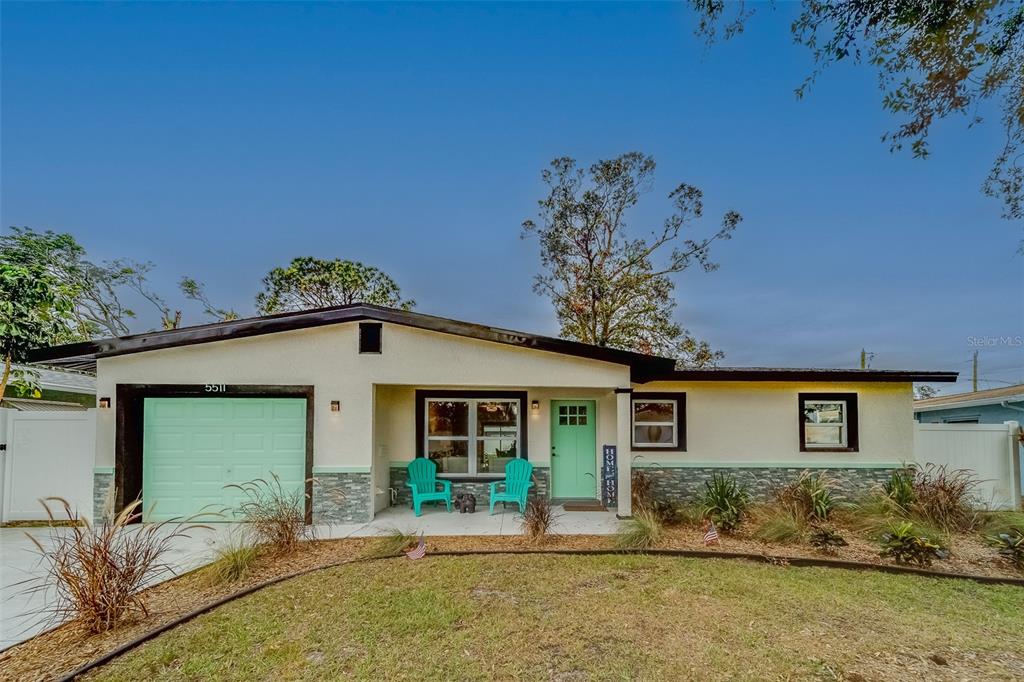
[322, 502, 623, 539]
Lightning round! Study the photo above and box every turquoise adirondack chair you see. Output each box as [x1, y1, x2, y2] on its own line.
[406, 458, 452, 516]
[488, 459, 534, 514]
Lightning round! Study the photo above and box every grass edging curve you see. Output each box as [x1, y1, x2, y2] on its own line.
[57, 547, 1024, 681]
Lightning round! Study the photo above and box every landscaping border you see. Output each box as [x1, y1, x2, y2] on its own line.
[57, 548, 1024, 681]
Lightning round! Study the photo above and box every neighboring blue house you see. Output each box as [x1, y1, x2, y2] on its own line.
[914, 384, 1024, 424]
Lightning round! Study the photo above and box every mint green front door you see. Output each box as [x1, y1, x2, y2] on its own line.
[550, 400, 597, 499]
[143, 397, 307, 522]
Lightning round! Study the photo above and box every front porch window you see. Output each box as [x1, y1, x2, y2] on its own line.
[425, 397, 521, 476]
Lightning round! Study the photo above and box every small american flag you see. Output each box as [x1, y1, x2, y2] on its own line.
[406, 532, 426, 560]
[703, 520, 720, 545]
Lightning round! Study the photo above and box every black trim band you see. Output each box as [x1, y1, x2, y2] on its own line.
[630, 392, 687, 452]
[799, 392, 859, 453]
[414, 390, 529, 471]
[114, 384, 315, 523]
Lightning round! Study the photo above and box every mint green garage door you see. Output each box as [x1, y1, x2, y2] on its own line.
[142, 397, 307, 522]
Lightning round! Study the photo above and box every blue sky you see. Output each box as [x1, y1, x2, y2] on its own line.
[2, 2, 1021, 393]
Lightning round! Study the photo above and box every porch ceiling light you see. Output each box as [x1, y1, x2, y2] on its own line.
[330, 400, 341, 412]
[98, 397, 111, 409]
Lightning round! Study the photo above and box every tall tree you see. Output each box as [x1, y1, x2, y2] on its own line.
[691, 1, 1024, 244]
[255, 257, 415, 315]
[0, 227, 171, 338]
[0, 261, 73, 397]
[522, 153, 741, 367]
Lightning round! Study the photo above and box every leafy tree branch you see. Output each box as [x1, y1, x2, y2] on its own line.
[522, 152, 741, 367]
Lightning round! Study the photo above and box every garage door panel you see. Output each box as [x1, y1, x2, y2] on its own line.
[193, 464, 227, 482]
[192, 401, 228, 420]
[192, 433, 226, 450]
[233, 433, 266, 451]
[150, 432, 187, 451]
[143, 397, 307, 522]
[232, 401, 268, 420]
[272, 432, 305, 451]
[272, 400, 306, 420]
[149, 401, 187, 419]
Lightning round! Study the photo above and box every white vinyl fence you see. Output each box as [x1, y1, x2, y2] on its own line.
[0, 408, 96, 522]
[913, 420, 1022, 510]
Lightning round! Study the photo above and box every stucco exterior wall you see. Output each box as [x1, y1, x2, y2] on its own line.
[93, 322, 631, 470]
[632, 381, 914, 467]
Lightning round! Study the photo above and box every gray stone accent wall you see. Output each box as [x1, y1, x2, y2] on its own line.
[389, 463, 550, 510]
[313, 472, 373, 523]
[93, 471, 114, 523]
[639, 466, 899, 505]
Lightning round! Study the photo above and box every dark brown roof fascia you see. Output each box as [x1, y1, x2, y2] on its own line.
[640, 368, 959, 383]
[28, 304, 674, 375]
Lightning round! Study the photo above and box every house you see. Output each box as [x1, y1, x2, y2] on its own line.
[29, 304, 957, 523]
[1, 363, 96, 409]
[914, 384, 1024, 424]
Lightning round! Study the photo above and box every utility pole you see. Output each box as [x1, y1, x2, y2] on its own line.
[860, 349, 874, 369]
[972, 350, 978, 392]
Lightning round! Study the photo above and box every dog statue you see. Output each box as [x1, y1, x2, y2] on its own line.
[454, 492, 477, 514]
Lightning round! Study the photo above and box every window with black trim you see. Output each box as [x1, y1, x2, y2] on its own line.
[359, 322, 382, 354]
[631, 393, 686, 451]
[415, 390, 528, 477]
[799, 392, 858, 452]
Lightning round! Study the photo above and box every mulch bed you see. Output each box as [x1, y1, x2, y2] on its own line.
[1, 525, 1021, 682]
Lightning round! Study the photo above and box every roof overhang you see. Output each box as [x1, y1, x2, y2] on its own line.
[639, 367, 959, 384]
[28, 305, 958, 386]
[28, 304, 676, 377]
[914, 393, 1024, 412]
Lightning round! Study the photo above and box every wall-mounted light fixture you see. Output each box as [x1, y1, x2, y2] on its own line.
[98, 397, 111, 409]
[330, 400, 341, 413]
[530, 399, 540, 415]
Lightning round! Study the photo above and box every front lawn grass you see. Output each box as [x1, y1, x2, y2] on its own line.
[87, 554, 1024, 681]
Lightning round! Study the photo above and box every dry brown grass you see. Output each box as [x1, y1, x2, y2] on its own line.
[21, 497, 211, 634]
[225, 474, 315, 554]
[521, 496, 556, 540]
[910, 464, 985, 533]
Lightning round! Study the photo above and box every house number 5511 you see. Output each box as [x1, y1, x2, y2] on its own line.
[204, 384, 227, 393]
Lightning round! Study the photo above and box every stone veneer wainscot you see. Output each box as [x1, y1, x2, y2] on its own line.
[312, 470, 373, 523]
[638, 465, 901, 504]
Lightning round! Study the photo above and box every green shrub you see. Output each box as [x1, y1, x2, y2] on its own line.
[701, 473, 750, 532]
[615, 508, 663, 550]
[879, 521, 947, 566]
[204, 533, 260, 586]
[882, 469, 915, 510]
[808, 525, 848, 554]
[753, 507, 804, 543]
[976, 510, 1024, 536]
[987, 530, 1024, 568]
[777, 470, 842, 522]
[673, 502, 707, 527]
